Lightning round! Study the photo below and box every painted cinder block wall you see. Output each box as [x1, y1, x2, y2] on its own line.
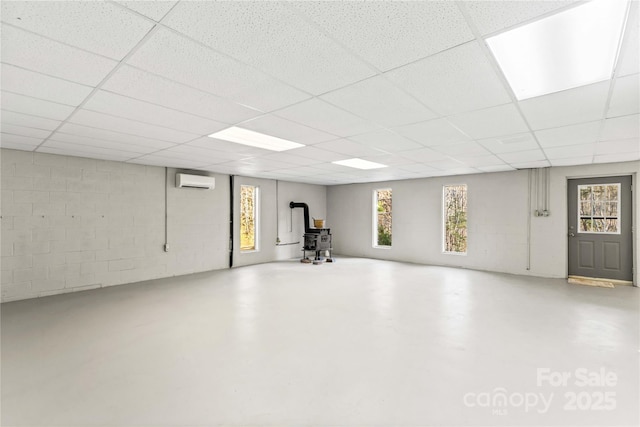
[0, 148, 326, 302]
[327, 161, 639, 283]
[0, 148, 231, 302]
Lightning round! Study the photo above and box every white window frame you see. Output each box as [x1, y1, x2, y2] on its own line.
[240, 185, 260, 253]
[442, 184, 468, 255]
[373, 188, 392, 249]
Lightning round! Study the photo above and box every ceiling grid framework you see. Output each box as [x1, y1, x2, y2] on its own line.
[0, 0, 638, 184]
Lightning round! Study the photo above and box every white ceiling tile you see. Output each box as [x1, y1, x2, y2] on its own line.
[433, 141, 491, 157]
[393, 118, 471, 147]
[429, 167, 479, 177]
[453, 154, 506, 168]
[129, 154, 211, 169]
[127, 28, 310, 112]
[448, 103, 529, 139]
[0, 133, 42, 148]
[347, 129, 423, 153]
[518, 81, 609, 130]
[275, 98, 378, 138]
[544, 143, 595, 160]
[593, 152, 640, 164]
[535, 121, 601, 148]
[115, 1, 177, 21]
[140, 146, 236, 165]
[320, 76, 437, 127]
[1, 110, 61, 131]
[0, 140, 37, 151]
[54, 123, 176, 150]
[359, 153, 416, 167]
[1, 25, 117, 86]
[399, 148, 449, 163]
[549, 156, 594, 167]
[508, 160, 551, 169]
[271, 166, 325, 177]
[478, 132, 539, 154]
[498, 149, 547, 163]
[188, 136, 269, 158]
[386, 41, 511, 116]
[164, 144, 249, 162]
[291, 1, 473, 71]
[1, 64, 92, 106]
[616, 1, 639, 77]
[260, 152, 321, 167]
[607, 74, 640, 118]
[397, 163, 440, 174]
[163, 1, 374, 95]
[287, 146, 350, 163]
[1, 1, 154, 59]
[68, 109, 200, 143]
[424, 158, 468, 170]
[48, 133, 162, 155]
[39, 141, 137, 162]
[237, 157, 298, 172]
[312, 139, 386, 158]
[477, 165, 516, 172]
[238, 115, 336, 146]
[82, 90, 227, 135]
[101, 66, 262, 125]
[462, 1, 580, 35]
[595, 138, 640, 155]
[1, 91, 75, 121]
[600, 115, 640, 141]
[0, 123, 51, 139]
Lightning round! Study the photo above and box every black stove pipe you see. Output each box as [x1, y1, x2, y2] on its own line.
[289, 201, 311, 233]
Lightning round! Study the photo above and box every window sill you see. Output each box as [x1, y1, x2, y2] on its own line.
[443, 251, 467, 256]
[373, 245, 392, 249]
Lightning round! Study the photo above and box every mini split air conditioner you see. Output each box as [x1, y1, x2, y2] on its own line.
[176, 173, 215, 189]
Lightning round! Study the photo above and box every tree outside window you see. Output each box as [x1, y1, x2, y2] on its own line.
[444, 185, 467, 253]
[240, 185, 257, 251]
[375, 189, 392, 247]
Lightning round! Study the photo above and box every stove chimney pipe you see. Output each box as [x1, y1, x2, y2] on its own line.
[289, 201, 311, 233]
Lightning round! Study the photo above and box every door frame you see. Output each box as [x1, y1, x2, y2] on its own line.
[565, 172, 637, 286]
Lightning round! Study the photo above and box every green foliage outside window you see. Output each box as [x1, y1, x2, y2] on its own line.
[444, 185, 467, 253]
[376, 189, 392, 246]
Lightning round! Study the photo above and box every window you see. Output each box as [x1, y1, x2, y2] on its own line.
[443, 185, 467, 253]
[374, 189, 392, 247]
[240, 185, 258, 251]
[578, 183, 620, 234]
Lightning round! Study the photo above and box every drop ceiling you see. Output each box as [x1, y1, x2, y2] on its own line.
[1, 0, 638, 185]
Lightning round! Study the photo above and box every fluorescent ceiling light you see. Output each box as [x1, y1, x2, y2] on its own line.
[332, 158, 388, 170]
[486, 0, 628, 100]
[208, 126, 304, 151]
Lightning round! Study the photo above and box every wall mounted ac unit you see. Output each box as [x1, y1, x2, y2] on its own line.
[176, 173, 215, 189]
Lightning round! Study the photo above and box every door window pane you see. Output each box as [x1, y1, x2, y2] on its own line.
[577, 183, 620, 234]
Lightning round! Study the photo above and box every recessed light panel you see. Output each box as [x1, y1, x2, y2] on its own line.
[487, 0, 628, 100]
[208, 126, 304, 151]
[332, 158, 388, 170]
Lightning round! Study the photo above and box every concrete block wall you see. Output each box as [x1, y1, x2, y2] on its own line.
[0, 149, 230, 302]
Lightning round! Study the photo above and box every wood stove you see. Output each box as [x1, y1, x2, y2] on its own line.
[290, 202, 333, 264]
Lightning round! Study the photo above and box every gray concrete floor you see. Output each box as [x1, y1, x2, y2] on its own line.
[1, 258, 638, 426]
